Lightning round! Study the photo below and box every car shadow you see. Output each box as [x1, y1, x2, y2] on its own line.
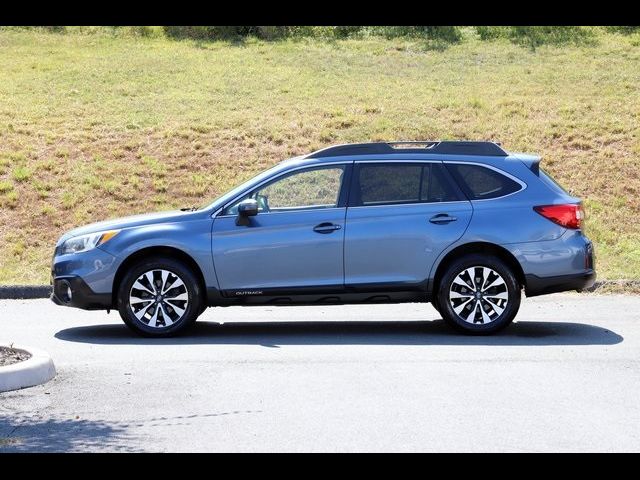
[54, 319, 623, 347]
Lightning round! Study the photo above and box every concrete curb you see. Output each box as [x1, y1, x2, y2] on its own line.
[0, 345, 56, 393]
[0, 285, 52, 300]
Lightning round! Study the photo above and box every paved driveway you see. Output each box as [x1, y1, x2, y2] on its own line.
[1, 294, 638, 452]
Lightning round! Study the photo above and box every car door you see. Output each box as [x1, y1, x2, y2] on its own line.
[344, 161, 472, 288]
[211, 163, 351, 294]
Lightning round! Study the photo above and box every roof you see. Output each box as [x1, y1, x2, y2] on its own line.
[306, 141, 509, 159]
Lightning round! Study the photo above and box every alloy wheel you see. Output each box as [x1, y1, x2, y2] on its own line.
[448, 266, 509, 324]
[128, 269, 189, 328]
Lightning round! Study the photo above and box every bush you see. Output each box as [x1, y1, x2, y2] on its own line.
[606, 26, 640, 34]
[164, 26, 239, 40]
[161, 26, 463, 43]
[476, 26, 596, 50]
[127, 26, 163, 37]
[509, 26, 596, 50]
[163, 26, 295, 41]
[475, 26, 510, 40]
[42, 26, 65, 33]
[333, 26, 363, 39]
[370, 26, 461, 42]
[253, 26, 290, 40]
[0, 26, 65, 33]
[8, 25, 609, 47]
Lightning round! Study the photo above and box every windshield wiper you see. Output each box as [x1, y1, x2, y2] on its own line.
[180, 206, 199, 212]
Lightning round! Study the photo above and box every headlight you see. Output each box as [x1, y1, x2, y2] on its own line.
[60, 230, 120, 255]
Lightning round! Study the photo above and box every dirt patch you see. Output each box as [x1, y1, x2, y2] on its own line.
[584, 280, 640, 295]
[0, 346, 31, 367]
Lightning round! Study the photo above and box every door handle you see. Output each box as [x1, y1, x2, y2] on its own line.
[313, 222, 342, 234]
[429, 214, 458, 224]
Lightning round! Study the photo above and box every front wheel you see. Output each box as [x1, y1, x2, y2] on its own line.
[437, 255, 521, 335]
[117, 257, 204, 337]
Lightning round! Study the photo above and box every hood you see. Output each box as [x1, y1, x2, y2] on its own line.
[56, 209, 208, 246]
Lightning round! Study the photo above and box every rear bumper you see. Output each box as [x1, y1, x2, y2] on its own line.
[504, 231, 596, 297]
[51, 275, 112, 310]
[525, 269, 596, 297]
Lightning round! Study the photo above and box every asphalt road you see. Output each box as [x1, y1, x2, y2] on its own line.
[1, 294, 639, 452]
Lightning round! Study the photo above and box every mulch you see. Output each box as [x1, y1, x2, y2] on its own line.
[0, 346, 31, 367]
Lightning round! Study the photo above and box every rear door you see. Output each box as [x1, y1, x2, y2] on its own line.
[344, 161, 472, 288]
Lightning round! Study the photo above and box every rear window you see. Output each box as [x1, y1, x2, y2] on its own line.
[354, 163, 460, 206]
[447, 164, 522, 200]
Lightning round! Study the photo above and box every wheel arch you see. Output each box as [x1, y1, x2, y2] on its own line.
[112, 246, 207, 308]
[431, 242, 526, 296]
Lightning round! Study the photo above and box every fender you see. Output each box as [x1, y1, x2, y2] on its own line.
[100, 218, 218, 290]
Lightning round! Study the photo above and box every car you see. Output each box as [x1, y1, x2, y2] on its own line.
[51, 141, 595, 336]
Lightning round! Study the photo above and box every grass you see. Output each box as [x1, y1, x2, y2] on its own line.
[0, 28, 639, 284]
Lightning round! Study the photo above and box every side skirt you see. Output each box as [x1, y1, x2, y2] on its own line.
[207, 287, 429, 307]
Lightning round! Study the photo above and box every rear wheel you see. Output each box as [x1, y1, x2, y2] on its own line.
[117, 257, 203, 337]
[437, 254, 521, 335]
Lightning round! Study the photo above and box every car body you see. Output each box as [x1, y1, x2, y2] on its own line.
[51, 141, 595, 336]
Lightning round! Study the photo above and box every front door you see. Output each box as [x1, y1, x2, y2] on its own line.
[344, 161, 473, 288]
[212, 164, 350, 294]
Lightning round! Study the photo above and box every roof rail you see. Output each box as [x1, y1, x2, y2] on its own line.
[306, 141, 508, 158]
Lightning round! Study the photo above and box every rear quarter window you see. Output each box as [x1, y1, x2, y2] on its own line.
[446, 164, 522, 200]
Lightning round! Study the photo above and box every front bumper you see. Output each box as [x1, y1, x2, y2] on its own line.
[50, 246, 117, 310]
[51, 275, 112, 310]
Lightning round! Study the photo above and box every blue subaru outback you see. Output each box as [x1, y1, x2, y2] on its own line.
[51, 141, 595, 336]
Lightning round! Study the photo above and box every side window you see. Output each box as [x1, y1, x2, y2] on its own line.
[359, 164, 421, 205]
[224, 166, 345, 215]
[447, 164, 522, 200]
[354, 163, 461, 206]
[421, 164, 461, 203]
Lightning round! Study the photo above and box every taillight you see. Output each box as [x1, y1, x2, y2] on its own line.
[534, 204, 583, 229]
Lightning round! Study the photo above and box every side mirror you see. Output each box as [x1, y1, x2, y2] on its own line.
[235, 198, 258, 226]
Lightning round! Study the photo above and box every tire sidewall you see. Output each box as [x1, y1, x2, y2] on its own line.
[117, 257, 202, 337]
[438, 255, 520, 334]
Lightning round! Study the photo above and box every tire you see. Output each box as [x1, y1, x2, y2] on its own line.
[437, 254, 521, 335]
[117, 256, 204, 337]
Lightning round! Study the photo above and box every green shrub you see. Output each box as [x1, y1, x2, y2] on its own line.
[162, 26, 462, 42]
[254, 26, 290, 40]
[509, 26, 596, 50]
[127, 26, 164, 37]
[476, 26, 596, 50]
[164, 26, 237, 40]
[42, 26, 65, 33]
[370, 26, 462, 42]
[163, 26, 285, 41]
[0, 26, 65, 33]
[333, 26, 363, 38]
[606, 26, 640, 34]
[3, 25, 608, 47]
[475, 26, 510, 40]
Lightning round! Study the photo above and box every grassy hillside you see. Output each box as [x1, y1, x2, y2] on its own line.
[0, 29, 638, 284]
